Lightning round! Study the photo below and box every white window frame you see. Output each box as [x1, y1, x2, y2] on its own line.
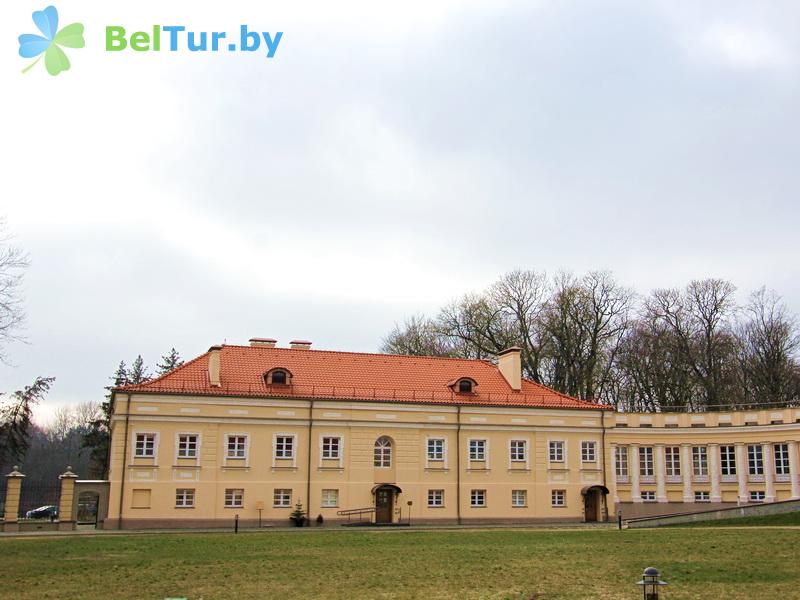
[176, 432, 200, 461]
[665, 446, 681, 477]
[581, 441, 597, 463]
[426, 437, 447, 469]
[641, 491, 656, 502]
[427, 489, 444, 508]
[273, 488, 292, 508]
[615, 446, 629, 480]
[175, 488, 195, 508]
[225, 433, 249, 465]
[774, 443, 790, 477]
[511, 489, 527, 507]
[133, 432, 158, 460]
[470, 489, 486, 508]
[548, 440, 565, 464]
[321, 436, 341, 460]
[224, 488, 244, 508]
[508, 439, 529, 470]
[468, 438, 487, 464]
[274, 434, 296, 462]
[551, 489, 566, 507]
[747, 445, 764, 476]
[749, 490, 765, 502]
[321, 489, 339, 508]
[374, 436, 392, 468]
[694, 491, 710, 502]
[639, 446, 654, 478]
[692, 446, 709, 477]
[720, 445, 736, 477]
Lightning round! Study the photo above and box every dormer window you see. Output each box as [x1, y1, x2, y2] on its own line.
[449, 377, 477, 394]
[265, 368, 292, 386]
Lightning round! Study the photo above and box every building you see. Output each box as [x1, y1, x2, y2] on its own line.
[105, 339, 800, 529]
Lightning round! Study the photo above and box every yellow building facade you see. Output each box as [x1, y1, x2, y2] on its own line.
[104, 341, 800, 529]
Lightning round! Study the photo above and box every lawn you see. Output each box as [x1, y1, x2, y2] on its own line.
[673, 510, 800, 527]
[1, 527, 797, 599]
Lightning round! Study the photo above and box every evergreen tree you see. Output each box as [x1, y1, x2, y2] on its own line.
[157, 348, 184, 375]
[127, 355, 151, 384]
[82, 361, 128, 478]
[0, 377, 54, 465]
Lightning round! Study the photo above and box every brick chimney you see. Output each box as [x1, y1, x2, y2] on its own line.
[498, 347, 522, 391]
[249, 338, 277, 348]
[290, 340, 312, 350]
[208, 345, 222, 387]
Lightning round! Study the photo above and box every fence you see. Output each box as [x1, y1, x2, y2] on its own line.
[18, 479, 61, 519]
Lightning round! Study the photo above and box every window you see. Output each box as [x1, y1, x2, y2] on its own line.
[226, 435, 247, 459]
[748, 445, 764, 475]
[551, 490, 566, 507]
[374, 437, 392, 467]
[322, 437, 341, 460]
[134, 433, 156, 458]
[749, 491, 765, 502]
[428, 489, 444, 507]
[469, 439, 486, 461]
[720, 445, 736, 476]
[175, 488, 195, 508]
[615, 446, 628, 477]
[275, 435, 294, 459]
[427, 438, 445, 461]
[510, 440, 527, 462]
[224, 488, 243, 508]
[694, 491, 710, 502]
[581, 441, 597, 463]
[692, 446, 708, 476]
[470, 489, 486, 507]
[273, 489, 292, 507]
[641, 491, 656, 502]
[177, 434, 198, 459]
[131, 489, 151, 509]
[639, 447, 654, 477]
[549, 441, 565, 462]
[665, 446, 681, 477]
[458, 379, 473, 393]
[775, 444, 790, 476]
[511, 490, 527, 507]
[271, 370, 287, 385]
[321, 489, 339, 508]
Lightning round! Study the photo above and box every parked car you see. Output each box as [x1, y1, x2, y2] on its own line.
[25, 505, 58, 519]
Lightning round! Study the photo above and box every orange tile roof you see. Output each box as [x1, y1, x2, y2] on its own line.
[118, 345, 606, 410]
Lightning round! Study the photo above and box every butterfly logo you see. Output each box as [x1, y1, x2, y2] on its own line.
[19, 6, 85, 76]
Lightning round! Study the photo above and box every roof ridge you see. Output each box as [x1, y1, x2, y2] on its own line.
[219, 344, 500, 365]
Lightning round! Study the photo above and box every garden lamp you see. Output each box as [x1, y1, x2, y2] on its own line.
[637, 566, 667, 600]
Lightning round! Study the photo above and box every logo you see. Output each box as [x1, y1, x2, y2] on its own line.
[18, 6, 85, 76]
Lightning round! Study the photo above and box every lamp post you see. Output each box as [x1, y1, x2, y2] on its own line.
[637, 567, 667, 600]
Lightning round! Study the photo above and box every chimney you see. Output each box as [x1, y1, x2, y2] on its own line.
[249, 337, 277, 348]
[289, 339, 312, 350]
[208, 345, 222, 387]
[498, 346, 522, 391]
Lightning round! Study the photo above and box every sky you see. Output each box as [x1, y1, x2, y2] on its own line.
[1, 1, 799, 424]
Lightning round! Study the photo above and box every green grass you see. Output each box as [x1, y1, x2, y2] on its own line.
[1, 527, 798, 599]
[673, 510, 800, 527]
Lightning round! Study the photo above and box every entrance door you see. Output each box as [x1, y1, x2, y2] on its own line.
[584, 490, 598, 522]
[375, 487, 394, 523]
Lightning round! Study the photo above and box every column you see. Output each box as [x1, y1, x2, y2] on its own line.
[736, 442, 748, 504]
[609, 443, 620, 505]
[58, 466, 79, 531]
[681, 443, 693, 503]
[763, 444, 775, 503]
[3, 466, 25, 533]
[708, 444, 721, 502]
[630, 443, 641, 502]
[789, 441, 800, 500]
[654, 444, 667, 503]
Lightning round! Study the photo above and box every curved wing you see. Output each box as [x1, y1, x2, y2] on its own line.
[45, 43, 70, 76]
[32, 6, 58, 40]
[54, 23, 85, 49]
[18, 34, 51, 58]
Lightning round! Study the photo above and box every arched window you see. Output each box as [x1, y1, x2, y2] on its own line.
[265, 368, 292, 386]
[374, 436, 392, 468]
[458, 379, 473, 393]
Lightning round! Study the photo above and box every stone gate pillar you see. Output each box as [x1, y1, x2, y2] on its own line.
[3, 466, 25, 532]
[58, 466, 79, 531]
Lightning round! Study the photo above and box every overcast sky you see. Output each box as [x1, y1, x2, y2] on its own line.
[1, 1, 799, 423]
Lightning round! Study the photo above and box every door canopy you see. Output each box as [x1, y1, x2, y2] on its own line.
[371, 484, 402, 495]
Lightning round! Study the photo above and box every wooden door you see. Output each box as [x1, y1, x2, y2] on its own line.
[375, 488, 393, 523]
[584, 491, 597, 522]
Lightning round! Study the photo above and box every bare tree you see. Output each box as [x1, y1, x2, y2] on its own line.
[382, 315, 459, 357]
[0, 219, 29, 363]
